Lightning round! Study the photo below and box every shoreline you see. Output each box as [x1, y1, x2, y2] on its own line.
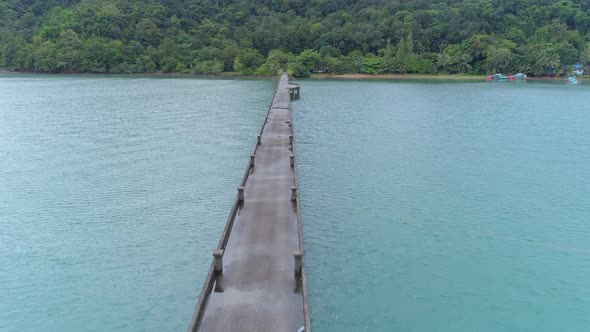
[310, 73, 585, 81]
[2, 70, 585, 81]
[0, 70, 275, 80]
[310, 73, 485, 80]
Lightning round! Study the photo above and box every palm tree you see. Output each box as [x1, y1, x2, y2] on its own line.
[536, 50, 561, 75]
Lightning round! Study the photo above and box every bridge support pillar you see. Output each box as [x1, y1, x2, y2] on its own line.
[257, 135, 262, 145]
[294, 251, 303, 277]
[290, 154, 294, 168]
[289, 135, 293, 144]
[213, 249, 224, 273]
[291, 186, 298, 201]
[238, 187, 245, 202]
[250, 155, 255, 169]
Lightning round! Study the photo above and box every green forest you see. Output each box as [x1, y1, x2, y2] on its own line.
[1, 0, 590, 76]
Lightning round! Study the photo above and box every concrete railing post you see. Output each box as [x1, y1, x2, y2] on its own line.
[291, 186, 298, 201]
[250, 155, 255, 169]
[290, 154, 294, 168]
[257, 135, 262, 145]
[213, 249, 224, 273]
[294, 250, 303, 277]
[238, 187, 245, 202]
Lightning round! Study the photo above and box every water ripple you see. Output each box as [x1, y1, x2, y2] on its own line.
[0, 75, 274, 332]
[294, 79, 590, 332]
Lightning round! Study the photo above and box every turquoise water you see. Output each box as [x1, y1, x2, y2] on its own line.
[0, 75, 273, 331]
[293, 80, 590, 331]
[2, 76, 589, 332]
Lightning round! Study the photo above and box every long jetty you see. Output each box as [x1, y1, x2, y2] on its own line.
[188, 73, 310, 332]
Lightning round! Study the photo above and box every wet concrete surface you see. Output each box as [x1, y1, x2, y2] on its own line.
[198, 74, 304, 332]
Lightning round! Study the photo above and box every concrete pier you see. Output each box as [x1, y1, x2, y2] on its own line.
[187, 73, 310, 332]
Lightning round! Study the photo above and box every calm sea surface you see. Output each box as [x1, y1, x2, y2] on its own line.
[1, 75, 589, 332]
[293, 79, 590, 332]
[0, 75, 273, 331]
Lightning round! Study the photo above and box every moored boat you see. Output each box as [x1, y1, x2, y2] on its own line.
[568, 76, 579, 84]
[487, 73, 508, 80]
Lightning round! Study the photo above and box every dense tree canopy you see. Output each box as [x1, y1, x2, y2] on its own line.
[1, 0, 590, 76]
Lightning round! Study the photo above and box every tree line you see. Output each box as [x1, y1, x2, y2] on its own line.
[1, 0, 590, 76]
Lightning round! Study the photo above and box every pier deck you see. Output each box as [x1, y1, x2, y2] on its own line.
[188, 73, 310, 332]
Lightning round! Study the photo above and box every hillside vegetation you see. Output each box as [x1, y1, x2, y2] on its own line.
[1, 0, 590, 76]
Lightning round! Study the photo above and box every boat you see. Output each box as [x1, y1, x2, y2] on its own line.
[507, 73, 527, 80]
[568, 76, 579, 84]
[487, 73, 508, 80]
